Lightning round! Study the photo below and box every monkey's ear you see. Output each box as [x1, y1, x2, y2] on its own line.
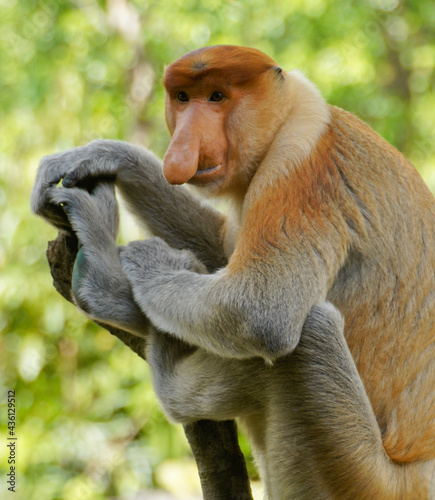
[272, 66, 284, 80]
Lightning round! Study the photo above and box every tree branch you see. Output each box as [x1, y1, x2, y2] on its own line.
[46, 232, 253, 500]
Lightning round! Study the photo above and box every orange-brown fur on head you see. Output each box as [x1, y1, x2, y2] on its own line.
[164, 45, 278, 93]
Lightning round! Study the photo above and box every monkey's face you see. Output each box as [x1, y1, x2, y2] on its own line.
[163, 85, 231, 188]
[162, 45, 281, 194]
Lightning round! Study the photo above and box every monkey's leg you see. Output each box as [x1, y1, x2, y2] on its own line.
[147, 331, 265, 423]
[267, 304, 432, 499]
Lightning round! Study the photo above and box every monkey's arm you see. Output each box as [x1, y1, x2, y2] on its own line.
[119, 232, 336, 361]
[48, 184, 151, 337]
[31, 140, 228, 271]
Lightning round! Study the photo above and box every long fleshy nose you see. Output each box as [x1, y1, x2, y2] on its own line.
[162, 127, 200, 185]
[163, 104, 207, 185]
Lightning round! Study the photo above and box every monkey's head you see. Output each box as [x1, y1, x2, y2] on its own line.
[163, 45, 288, 194]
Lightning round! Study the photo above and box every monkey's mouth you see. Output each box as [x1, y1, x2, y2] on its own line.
[194, 164, 223, 177]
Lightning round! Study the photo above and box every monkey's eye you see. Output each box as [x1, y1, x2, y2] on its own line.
[176, 91, 189, 103]
[209, 91, 225, 102]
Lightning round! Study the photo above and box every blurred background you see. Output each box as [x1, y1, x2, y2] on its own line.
[0, 0, 434, 499]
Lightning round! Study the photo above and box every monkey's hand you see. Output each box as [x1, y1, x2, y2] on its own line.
[121, 238, 207, 276]
[120, 238, 208, 333]
[31, 140, 158, 232]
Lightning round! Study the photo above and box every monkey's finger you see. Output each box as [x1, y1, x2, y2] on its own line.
[121, 239, 171, 265]
[48, 186, 91, 210]
[31, 154, 77, 230]
[33, 152, 71, 193]
[32, 147, 91, 202]
[120, 238, 206, 276]
[30, 187, 71, 231]
[47, 187, 99, 230]
[119, 242, 157, 278]
[62, 159, 93, 188]
[62, 159, 116, 188]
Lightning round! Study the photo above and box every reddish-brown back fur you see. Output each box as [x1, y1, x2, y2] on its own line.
[327, 107, 435, 464]
[229, 104, 435, 465]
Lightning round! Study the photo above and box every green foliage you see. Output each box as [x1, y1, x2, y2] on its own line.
[0, 0, 434, 498]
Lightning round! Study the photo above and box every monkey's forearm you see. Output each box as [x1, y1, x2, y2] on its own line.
[47, 183, 151, 338]
[120, 239, 323, 360]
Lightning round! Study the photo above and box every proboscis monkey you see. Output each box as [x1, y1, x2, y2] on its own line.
[32, 45, 435, 498]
